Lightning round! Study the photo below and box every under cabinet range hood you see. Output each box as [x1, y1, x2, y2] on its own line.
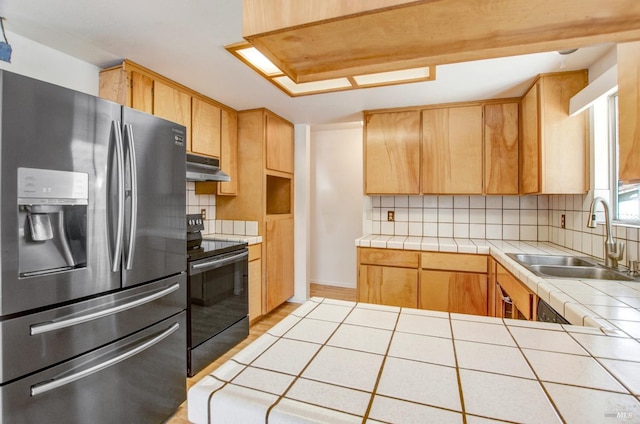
[186, 153, 231, 182]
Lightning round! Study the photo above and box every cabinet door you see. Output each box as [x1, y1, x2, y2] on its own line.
[539, 72, 588, 193]
[191, 98, 221, 158]
[617, 41, 640, 182]
[153, 80, 192, 150]
[420, 270, 488, 315]
[265, 218, 294, 312]
[520, 83, 540, 194]
[358, 265, 418, 308]
[265, 114, 294, 174]
[218, 109, 238, 195]
[484, 102, 519, 194]
[364, 111, 420, 194]
[496, 264, 533, 320]
[418, 270, 449, 312]
[131, 71, 153, 114]
[249, 258, 262, 321]
[422, 106, 483, 194]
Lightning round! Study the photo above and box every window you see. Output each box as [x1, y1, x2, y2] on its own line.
[609, 93, 640, 222]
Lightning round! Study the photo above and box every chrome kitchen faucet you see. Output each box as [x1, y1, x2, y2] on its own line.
[587, 197, 625, 269]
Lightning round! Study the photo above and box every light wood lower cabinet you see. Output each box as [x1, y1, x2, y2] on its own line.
[265, 218, 294, 312]
[248, 244, 262, 323]
[358, 248, 419, 308]
[419, 271, 487, 315]
[359, 265, 418, 308]
[419, 252, 488, 315]
[357, 248, 488, 314]
[489, 258, 537, 320]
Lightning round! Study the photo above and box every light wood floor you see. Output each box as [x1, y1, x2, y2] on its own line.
[166, 283, 355, 423]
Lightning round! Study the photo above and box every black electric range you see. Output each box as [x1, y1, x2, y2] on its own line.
[185, 214, 249, 377]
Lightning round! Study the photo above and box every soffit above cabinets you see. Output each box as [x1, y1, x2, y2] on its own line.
[242, 0, 640, 84]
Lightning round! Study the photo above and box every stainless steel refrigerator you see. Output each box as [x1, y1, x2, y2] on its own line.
[0, 70, 187, 423]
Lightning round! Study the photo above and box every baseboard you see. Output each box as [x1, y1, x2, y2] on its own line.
[310, 280, 356, 289]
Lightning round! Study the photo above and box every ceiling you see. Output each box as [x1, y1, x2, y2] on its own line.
[0, 0, 614, 125]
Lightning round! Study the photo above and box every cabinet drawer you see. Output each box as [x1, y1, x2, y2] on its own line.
[359, 248, 419, 268]
[249, 243, 262, 261]
[496, 264, 533, 320]
[421, 252, 487, 273]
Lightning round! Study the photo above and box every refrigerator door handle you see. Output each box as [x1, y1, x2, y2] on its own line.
[111, 120, 125, 273]
[29, 283, 181, 335]
[124, 124, 138, 270]
[30, 322, 180, 396]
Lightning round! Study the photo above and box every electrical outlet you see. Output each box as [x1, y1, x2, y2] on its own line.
[561, 214, 565, 229]
[387, 211, 395, 222]
[201, 209, 207, 220]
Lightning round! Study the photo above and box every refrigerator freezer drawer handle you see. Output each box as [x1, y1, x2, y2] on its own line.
[124, 124, 138, 270]
[30, 283, 181, 335]
[30, 322, 180, 396]
[112, 120, 125, 273]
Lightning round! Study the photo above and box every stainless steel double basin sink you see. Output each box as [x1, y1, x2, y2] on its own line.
[506, 253, 638, 282]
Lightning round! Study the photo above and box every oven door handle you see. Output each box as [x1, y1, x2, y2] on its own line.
[190, 251, 248, 274]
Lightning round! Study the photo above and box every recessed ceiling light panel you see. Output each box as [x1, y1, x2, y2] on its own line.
[236, 47, 282, 76]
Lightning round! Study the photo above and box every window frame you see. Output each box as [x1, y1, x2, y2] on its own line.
[609, 91, 640, 225]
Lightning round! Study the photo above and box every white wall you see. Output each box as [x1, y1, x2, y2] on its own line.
[293, 124, 311, 302]
[0, 30, 99, 95]
[310, 123, 363, 288]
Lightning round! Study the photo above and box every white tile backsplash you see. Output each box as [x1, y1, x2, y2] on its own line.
[364, 194, 640, 267]
[186, 181, 259, 238]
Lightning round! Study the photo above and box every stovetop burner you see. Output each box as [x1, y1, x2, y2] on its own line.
[186, 214, 247, 261]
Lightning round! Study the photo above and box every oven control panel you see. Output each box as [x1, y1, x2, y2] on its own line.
[187, 214, 205, 232]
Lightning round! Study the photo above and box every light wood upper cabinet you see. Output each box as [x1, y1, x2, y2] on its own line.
[364, 111, 421, 194]
[100, 60, 239, 182]
[99, 67, 153, 113]
[520, 71, 588, 194]
[218, 109, 238, 195]
[153, 80, 192, 150]
[422, 105, 483, 194]
[617, 41, 640, 183]
[131, 71, 153, 114]
[520, 83, 540, 194]
[484, 102, 519, 195]
[191, 97, 221, 158]
[265, 114, 294, 174]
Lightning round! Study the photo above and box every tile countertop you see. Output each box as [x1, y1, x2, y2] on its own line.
[356, 237, 640, 340]
[188, 298, 640, 423]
